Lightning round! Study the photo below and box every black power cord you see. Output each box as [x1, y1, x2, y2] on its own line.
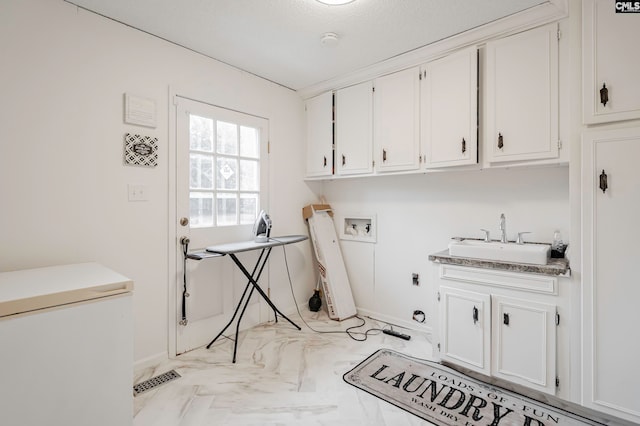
[276, 241, 392, 342]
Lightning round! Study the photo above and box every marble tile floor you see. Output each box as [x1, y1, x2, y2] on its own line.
[133, 309, 435, 426]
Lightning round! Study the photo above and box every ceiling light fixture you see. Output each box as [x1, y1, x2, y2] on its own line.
[316, 0, 355, 5]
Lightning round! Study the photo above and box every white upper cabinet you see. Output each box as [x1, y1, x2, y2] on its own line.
[583, 0, 640, 124]
[484, 23, 559, 164]
[373, 67, 420, 172]
[421, 47, 478, 168]
[335, 82, 373, 176]
[305, 91, 333, 177]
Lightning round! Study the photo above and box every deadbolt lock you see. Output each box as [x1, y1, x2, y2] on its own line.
[180, 217, 189, 226]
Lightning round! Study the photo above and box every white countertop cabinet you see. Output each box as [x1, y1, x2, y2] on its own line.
[437, 265, 559, 396]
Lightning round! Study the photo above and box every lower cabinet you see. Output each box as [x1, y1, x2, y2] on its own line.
[438, 266, 558, 395]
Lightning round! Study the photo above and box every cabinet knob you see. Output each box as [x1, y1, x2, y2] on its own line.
[498, 133, 504, 149]
[503, 313, 510, 326]
[461, 138, 467, 154]
[323, 156, 327, 167]
[600, 83, 609, 107]
[472, 306, 479, 324]
[342, 154, 346, 166]
[382, 149, 387, 162]
[599, 169, 608, 193]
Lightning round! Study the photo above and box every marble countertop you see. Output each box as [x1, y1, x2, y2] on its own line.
[428, 249, 570, 276]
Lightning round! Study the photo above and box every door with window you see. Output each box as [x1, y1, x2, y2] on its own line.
[174, 96, 269, 355]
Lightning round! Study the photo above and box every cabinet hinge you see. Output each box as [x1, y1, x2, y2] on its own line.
[372, 86, 375, 93]
[268, 140, 271, 154]
[419, 71, 423, 80]
[437, 343, 441, 351]
[557, 28, 562, 41]
[437, 292, 441, 302]
[556, 377, 560, 387]
[556, 312, 560, 326]
[558, 140, 562, 150]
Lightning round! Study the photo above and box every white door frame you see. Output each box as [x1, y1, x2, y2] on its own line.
[167, 87, 270, 357]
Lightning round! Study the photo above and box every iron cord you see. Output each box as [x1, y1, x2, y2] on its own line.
[277, 241, 393, 342]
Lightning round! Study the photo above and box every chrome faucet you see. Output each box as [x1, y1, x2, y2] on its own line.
[499, 213, 507, 243]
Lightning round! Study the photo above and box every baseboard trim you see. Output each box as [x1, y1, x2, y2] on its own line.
[134, 351, 168, 373]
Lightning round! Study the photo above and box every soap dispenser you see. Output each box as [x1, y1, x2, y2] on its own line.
[551, 230, 565, 258]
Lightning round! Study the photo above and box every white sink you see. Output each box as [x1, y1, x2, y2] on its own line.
[448, 239, 550, 265]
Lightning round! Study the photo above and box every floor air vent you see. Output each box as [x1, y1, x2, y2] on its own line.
[133, 370, 181, 396]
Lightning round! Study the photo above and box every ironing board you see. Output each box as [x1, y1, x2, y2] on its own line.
[204, 235, 307, 362]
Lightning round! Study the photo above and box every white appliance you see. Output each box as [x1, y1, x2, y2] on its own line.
[0, 262, 134, 426]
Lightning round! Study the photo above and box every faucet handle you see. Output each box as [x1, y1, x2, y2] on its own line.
[516, 232, 531, 245]
[480, 229, 491, 242]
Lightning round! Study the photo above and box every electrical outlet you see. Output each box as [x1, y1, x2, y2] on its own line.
[412, 273, 419, 286]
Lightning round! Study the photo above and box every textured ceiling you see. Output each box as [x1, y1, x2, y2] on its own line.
[66, 0, 547, 91]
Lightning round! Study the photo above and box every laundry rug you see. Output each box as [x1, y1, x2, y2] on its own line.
[343, 349, 603, 426]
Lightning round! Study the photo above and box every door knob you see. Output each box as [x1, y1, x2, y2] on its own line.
[180, 217, 189, 226]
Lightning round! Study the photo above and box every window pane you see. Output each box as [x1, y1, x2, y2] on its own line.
[190, 192, 214, 228]
[190, 153, 214, 189]
[216, 157, 237, 190]
[217, 121, 238, 155]
[216, 193, 237, 226]
[190, 115, 213, 152]
[240, 126, 259, 158]
[240, 194, 258, 225]
[239, 159, 259, 191]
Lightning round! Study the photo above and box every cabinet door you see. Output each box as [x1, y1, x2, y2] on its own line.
[484, 24, 559, 163]
[582, 128, 640, 423]
[583, 0, 640, 124]
[374, 67, 420, 172]
[421, 47, 478, 168]
[439, 286, 491, 376]
[335, 82, 373, 176]
[305, 92, 333, 177]
[491, 295, 556, 395]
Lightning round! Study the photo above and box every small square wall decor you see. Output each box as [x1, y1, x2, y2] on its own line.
[124, 133, 158, 168]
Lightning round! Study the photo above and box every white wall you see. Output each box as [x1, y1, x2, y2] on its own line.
[0, 0, 317, 364]
[317, 166, 570, 331]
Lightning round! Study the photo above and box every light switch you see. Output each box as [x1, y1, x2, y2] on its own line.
[128, 184, 148, 201]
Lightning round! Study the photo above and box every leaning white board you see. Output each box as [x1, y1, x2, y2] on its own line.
[307, 209, 356, 320]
